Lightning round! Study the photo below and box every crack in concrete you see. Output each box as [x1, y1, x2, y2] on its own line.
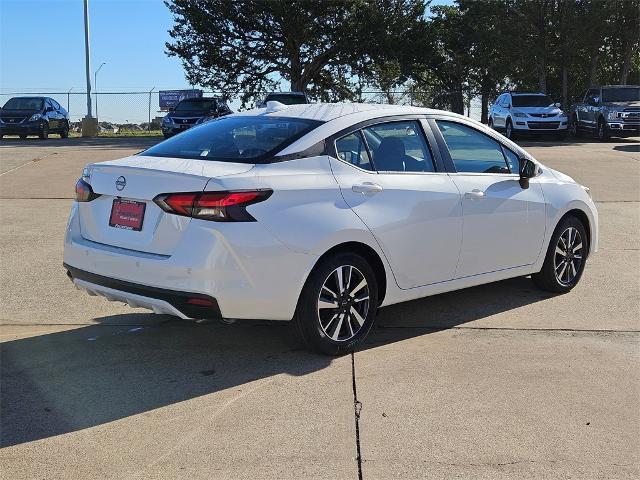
[351, 352, 364, 480]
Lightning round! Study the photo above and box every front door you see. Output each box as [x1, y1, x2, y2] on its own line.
[330, 120, 463, 289]
[434, 119, 546, 278]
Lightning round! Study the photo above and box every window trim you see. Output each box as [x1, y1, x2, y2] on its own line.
[430, 117, 517, 176]
[334, 130, 375, 172]
[327, 115, 446, 174]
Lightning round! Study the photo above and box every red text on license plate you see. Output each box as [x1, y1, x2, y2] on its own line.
[109, 199, 146, 231]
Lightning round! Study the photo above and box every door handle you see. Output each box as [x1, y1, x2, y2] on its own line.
[465, 189, 485, 199]
[352, 182, 383, 195]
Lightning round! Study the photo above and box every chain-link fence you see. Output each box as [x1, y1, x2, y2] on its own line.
[0, 90, 482, 132]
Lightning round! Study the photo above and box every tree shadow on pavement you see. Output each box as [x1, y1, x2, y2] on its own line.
[1, 277, 552, 448]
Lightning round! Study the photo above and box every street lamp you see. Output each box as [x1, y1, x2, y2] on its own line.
[94, 62, 106, 122]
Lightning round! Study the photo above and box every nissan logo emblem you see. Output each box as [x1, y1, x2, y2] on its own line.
[115, 176, 126, 191]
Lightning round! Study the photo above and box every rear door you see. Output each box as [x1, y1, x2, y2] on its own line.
[432, 119, 546, 278]
[330, 119, 463, 289]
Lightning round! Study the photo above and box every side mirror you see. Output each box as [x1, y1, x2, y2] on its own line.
[518, 157, 539, 188]
[554, 102, 561, 108]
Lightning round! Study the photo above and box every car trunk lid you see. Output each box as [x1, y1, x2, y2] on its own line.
[78, 155, 254, 255]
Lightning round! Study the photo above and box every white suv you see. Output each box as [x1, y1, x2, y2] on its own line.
[489, 92, 568, 139]
[64, 103, 597, 354]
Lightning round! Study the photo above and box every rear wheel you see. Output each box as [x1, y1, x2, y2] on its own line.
[39, 123, 49, 140]
[569, 115, 580, 137]
[292, 252, 378, 355]
[532, 216, 587, 293]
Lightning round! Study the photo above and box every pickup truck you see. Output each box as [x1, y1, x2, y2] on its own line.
[570, 85, 640, 140]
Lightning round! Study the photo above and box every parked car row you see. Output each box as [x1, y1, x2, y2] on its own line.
[488, 85, 640, 141]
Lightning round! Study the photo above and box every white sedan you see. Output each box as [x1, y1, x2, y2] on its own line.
[64, 103, 597, 354]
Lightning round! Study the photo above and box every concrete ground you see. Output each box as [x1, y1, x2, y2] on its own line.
[0, 135, 638, 479]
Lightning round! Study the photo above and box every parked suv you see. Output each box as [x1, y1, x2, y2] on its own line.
[161, 97, 232, 138]
[570, 85, 640, 141]
[0, 96, 70, 139]
[489, 92, 568, 139]
[256, 92, 309, 108]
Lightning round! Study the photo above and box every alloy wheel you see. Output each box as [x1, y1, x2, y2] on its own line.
[553, 227, 584, 286]
[317, 265, 370, 342]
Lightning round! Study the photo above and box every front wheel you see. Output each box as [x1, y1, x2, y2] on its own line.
[597, 118, 610, 142]
[569, 115, 580, 137]
[60, 122, 69, 138]
[505, 119, 515, 139]
[39, 123, 49, 140]
[532, 216, 588, 293]
[292, 253, 378, 355]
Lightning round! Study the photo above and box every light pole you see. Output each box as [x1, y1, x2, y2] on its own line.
[81, 0, 97, 136]
[94, 62, 106, 122]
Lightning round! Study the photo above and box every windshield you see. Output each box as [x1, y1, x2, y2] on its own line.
[174, 100, 216, 112]
[142, 116, 322, 163]
[3, 97, 44, 110]
[602, 87, 640, 102]
[265, 94, 306, 105]
[512, 95, 554, 107]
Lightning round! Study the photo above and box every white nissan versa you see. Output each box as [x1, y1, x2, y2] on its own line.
[64, 103, 597, 354]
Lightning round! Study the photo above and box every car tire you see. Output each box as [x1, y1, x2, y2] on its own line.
[532, 215, 588, 293]
[292, 252, 378, 355]
[569, 115, 580, 137]
[596, 118, 610, 142]
[39, 123, 49, 140]
[60, 122, 69, 138]
[505, 119, 515, 139]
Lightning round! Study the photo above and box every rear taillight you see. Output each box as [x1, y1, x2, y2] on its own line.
[154, 190, 272, 222]
[75, 178, 100, 202]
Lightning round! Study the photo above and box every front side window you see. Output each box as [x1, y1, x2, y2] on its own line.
[362, 120, 435, 173]
[335, 131, 373, 171]
[143, 116, 322, 163]
[436, 120, 510, 174]
[502, 146, 520, 173]
[500, 95, 510, 107]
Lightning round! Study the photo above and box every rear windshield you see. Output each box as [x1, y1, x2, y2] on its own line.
[142, 116, 322, 163]
[174, 100, 216, 112]
[511, 95, 553, 107]
[602, 87, 640, 102]
[265, 94, 307, 105]
[3, 97, 44, 110]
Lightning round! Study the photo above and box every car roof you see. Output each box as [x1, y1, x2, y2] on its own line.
[236, 102, 442, 122]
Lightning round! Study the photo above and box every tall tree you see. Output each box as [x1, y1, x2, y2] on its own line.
[165, 0, 427, 105]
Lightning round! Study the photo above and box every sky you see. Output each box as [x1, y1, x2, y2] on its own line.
[0, 0, 454, 122]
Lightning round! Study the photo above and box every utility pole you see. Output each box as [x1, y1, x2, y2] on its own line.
[81, 0, 98, 136]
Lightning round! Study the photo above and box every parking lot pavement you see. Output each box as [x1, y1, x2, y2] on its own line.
[0, 136, 639, 479]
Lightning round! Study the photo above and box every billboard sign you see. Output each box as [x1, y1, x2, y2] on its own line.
[159, 89, 203, 111]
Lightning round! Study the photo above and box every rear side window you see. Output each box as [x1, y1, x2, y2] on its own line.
[143, 116, 322, 163]
[436, 120, 510, 174]
[362, 121, 435, 173]
[335, 131, 373, 171]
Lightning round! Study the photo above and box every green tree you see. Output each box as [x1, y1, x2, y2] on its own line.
[165, 0, 427, 105]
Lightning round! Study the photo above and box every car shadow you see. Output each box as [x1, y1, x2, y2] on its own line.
[1, 277, 551, 448]
[612, 144, 640, 153]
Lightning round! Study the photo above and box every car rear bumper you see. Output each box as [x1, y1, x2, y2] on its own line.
[63, 202, 317, 321]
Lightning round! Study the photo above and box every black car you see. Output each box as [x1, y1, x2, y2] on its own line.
[0, 96, 70, 139]
[161, 97, 232, 138]
[256, 92, 309, 108]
